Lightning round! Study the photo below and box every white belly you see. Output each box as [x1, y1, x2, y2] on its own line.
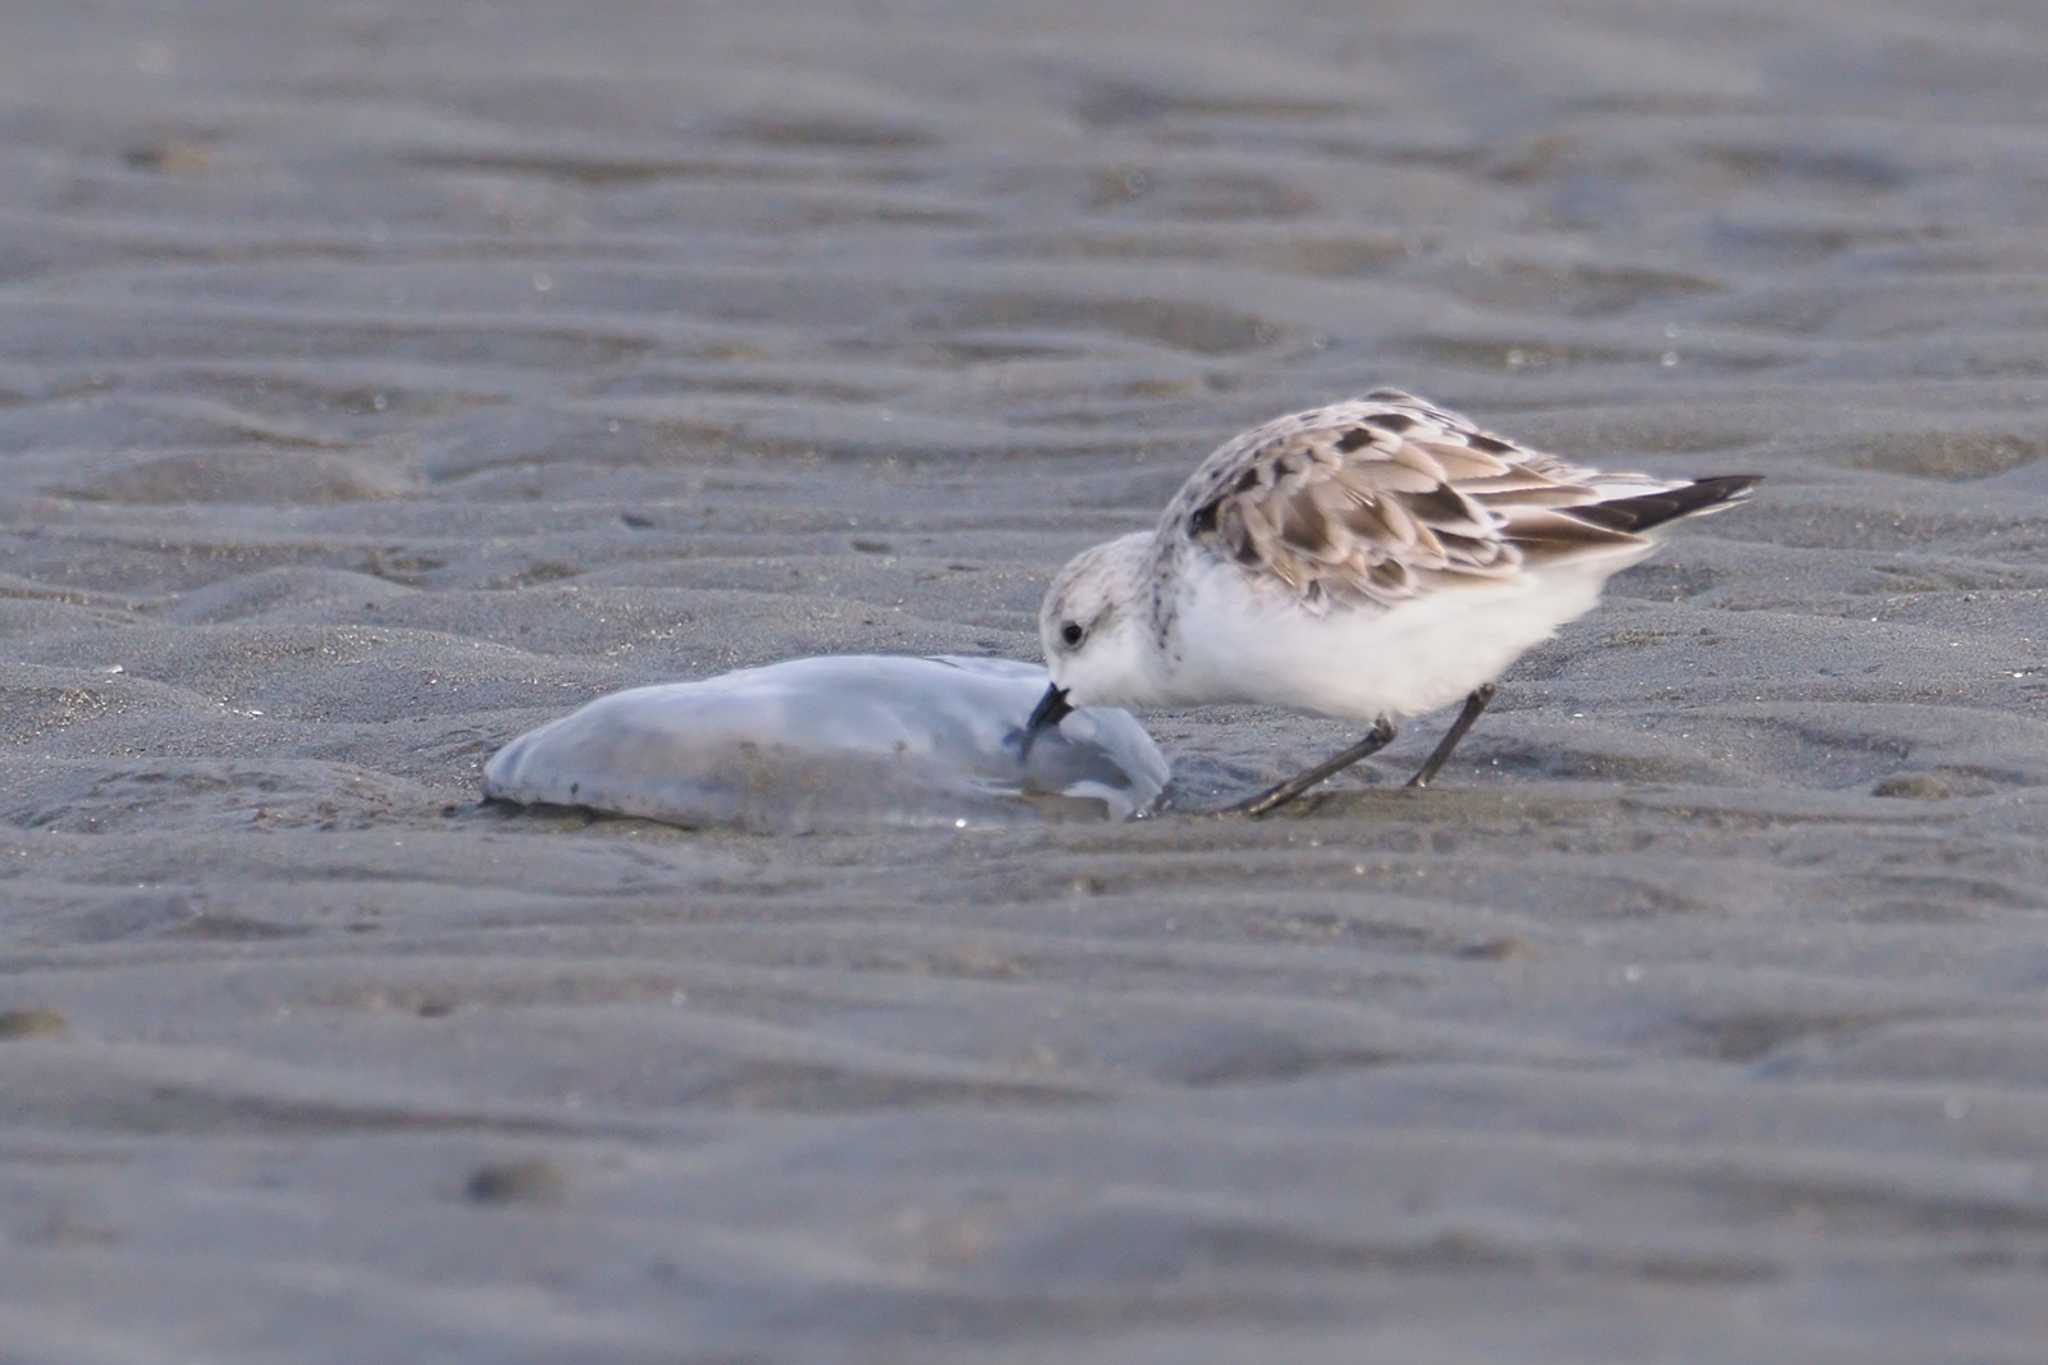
[1166, 554, 1633, 721]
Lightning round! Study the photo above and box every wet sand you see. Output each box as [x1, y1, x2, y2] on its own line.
[2, 0, 2046, 1360]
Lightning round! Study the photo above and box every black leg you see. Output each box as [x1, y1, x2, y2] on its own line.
[1405, 684, 1497, 789]
[1224, 718, 1397, 818]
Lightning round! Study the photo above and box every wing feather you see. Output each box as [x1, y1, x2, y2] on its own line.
[1164, 392, 1748, 611]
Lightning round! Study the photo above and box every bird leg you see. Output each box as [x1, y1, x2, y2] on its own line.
[1405, 684, 1497, 789]
[1225, 717, 1397, 818]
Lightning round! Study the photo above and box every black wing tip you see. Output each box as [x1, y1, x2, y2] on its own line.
[1691, 473, 1764, 502]
[1571, 475, 1762, 534]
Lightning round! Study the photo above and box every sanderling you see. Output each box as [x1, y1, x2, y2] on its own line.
[1018, 389, 1758, 815]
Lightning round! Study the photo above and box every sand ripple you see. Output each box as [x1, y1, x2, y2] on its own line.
[1, 0, 2046, 1360]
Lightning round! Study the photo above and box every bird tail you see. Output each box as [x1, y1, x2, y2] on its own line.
[1567, 475, 1761, 534]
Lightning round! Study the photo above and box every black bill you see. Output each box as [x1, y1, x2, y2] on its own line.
[1017, 683, 1074, 760]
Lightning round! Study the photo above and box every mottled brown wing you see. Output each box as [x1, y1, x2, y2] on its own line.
[1167, 394, 1649, 610]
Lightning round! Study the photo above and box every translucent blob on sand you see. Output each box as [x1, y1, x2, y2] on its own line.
[482, 655, 1169, 832]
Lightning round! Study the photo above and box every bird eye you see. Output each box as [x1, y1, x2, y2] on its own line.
[1060, 621, 1084, 647]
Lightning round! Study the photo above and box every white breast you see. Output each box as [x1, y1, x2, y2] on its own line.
[1163, 550, 1639, 721]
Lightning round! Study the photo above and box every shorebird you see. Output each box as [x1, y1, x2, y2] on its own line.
[1019, 390, 1758, 815]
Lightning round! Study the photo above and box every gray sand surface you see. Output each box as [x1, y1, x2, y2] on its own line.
[2, 0, 2046, 1360]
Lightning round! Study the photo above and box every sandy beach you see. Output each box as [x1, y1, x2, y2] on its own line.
[2, 0, 2046, 1359]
